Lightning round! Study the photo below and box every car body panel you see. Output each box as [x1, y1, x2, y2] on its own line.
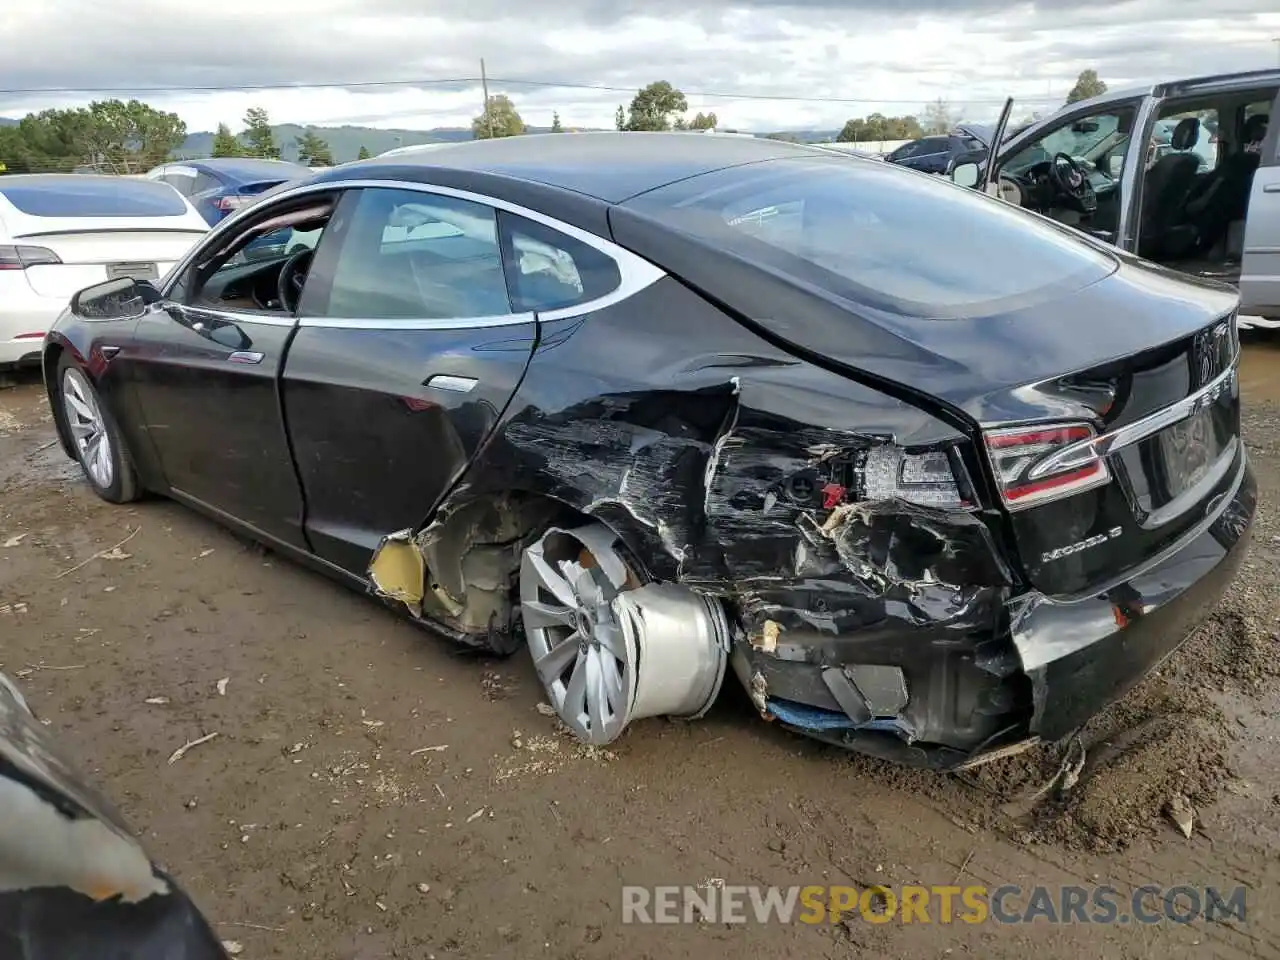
[1239, 87, 1280, 318]
[44, 134, 1257, 768]
[147, 158, 313, 225]
[0, 175, 207, 367]
[0, 672, 228, 958]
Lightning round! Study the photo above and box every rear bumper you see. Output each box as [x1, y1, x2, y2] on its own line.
[731, 458, 1256, 768]
[1012, 457, 1255, 742]
[0, 277, 64, 368]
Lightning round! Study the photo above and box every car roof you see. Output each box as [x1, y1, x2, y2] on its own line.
[1048, 68, 1280, 116]
[183, 158, 313, 182]
[325, 132, 819, 204]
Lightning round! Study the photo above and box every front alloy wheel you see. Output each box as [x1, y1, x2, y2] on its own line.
[57, 359, 140, 503]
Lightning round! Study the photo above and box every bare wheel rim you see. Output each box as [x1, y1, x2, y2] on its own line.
[520, 525, 636, 745]
[62, 367, 114, 489]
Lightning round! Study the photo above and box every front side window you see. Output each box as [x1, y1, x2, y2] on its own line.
[173, 197, 336, 314]
[320, 189, 512, 320]
[1004, 107, 1136, 178]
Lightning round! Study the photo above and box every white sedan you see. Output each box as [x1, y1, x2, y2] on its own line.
[0, 175, 209, 369]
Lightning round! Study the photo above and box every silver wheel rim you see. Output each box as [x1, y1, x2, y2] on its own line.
[62, 368, 114, 489]
[520, 525, 637, 745]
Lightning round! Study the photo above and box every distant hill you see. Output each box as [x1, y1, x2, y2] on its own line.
[0, 117, 17, 127]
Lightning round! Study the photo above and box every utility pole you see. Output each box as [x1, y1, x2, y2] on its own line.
[480, 58, 493, 138]
[1273, 38, 1280, 66]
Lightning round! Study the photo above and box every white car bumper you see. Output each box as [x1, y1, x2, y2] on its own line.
[0, 273, 63, 367]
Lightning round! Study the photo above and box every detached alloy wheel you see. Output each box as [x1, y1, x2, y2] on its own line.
[519, 524, 730, 746]
[57, 358, 140, 503]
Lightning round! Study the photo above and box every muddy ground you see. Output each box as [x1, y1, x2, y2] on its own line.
[3, 338, 1280, 959]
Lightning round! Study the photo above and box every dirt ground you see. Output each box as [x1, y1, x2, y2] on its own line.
[3, 337, 1280, 959]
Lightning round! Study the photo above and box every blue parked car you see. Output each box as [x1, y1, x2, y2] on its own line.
[143, 158, 313, 226]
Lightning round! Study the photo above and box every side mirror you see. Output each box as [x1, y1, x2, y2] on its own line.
[1071, 120, 1100, 134]
[951, 162, 980, 188]
[70, 278, 160, 321]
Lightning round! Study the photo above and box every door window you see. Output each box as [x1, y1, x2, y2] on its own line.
[319, 188, 513, 320]
[192, 172, 221, 195]
[170, 196, 338, 314]
[1152, 108, 1219, 173]
[1004, 108, 1135, 177]
[162, 166, 199, 196]
[501, 213, 621, 312]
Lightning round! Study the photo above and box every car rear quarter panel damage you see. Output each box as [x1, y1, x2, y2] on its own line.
[373, 277, 1030, 765]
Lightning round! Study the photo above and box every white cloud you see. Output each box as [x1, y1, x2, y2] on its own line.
[1, 1, 1278, 132]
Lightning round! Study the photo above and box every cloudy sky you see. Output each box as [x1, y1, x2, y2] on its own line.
[2, 0, 1279, 132]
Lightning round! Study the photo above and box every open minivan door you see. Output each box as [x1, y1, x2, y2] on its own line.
[949, 97, 1014, 197]
[1239, 92, 1280, 329]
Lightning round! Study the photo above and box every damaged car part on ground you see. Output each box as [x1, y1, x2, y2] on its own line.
[44, 132, 1256, 770]
[0, 672, 229, 958]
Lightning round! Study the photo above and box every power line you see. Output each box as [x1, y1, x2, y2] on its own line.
[0, 73, 1066, 106]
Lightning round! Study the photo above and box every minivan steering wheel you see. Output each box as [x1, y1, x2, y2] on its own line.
[1049, 152, 1088, 198]
[278, 248, 314, 313]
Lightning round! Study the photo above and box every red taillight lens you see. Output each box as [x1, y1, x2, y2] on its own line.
[0, 244, 62, 270]
[983, 423, 1110, 511]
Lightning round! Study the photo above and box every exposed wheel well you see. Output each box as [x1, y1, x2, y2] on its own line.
[375, 488, 663, 656]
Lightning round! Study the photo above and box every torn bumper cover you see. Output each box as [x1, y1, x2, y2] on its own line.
[737, 462, 1256, 769]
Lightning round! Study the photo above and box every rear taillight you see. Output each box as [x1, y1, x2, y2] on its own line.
[0, 245, 61, 270]
[863, 445, 971, 508]
[984, 423, 1110, 511]
[215, 195, 249, 213]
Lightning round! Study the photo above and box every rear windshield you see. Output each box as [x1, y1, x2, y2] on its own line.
[626, 156, 1116, 318]
[0, 177, 189, 218]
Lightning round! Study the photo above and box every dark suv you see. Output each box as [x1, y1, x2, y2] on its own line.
[885, 126, 990, 174]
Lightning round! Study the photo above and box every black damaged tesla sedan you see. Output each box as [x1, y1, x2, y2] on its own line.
[44, 132, 1255, 769]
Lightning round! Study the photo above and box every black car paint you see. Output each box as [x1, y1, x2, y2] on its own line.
[0, 674, 228, 958]
[43, 135, 1255, 768]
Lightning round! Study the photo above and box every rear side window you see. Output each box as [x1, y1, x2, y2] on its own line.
[0, 177, 190, 218]
[627, 156, 1115, 318]
[501, 213, 621, 312]
[321, 188, 512, 320]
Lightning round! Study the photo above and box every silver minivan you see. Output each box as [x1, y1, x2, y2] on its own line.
[951, 69, 1279, 330]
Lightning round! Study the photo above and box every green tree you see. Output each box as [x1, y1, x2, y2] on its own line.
[471, 94, 525, 139]
[211, 123, 243, 158]
[688, 111, 718, 130]
[0, 100, 185, 174]
[1066, 69, 1107, 104]
[615, 105, 627, 131]
[763, 131, 801, 142]
[357, 145, 372, 160]
[619, 81, 688, 131]
[295, 129, 334, 166]
[241, 107, 279, 158]
[837, 113, 923, 142]
[550, 111, 564, 133]
[79, 99, 187, 172]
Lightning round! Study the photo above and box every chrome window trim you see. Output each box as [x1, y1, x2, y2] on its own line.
[149, 303, 297, 328]
[299, 312, 535, 331]
[160, 177, 666, 332]
[1026, 332, 1240, 482]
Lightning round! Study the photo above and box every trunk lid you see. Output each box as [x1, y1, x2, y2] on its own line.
[15, 228, 206, 297]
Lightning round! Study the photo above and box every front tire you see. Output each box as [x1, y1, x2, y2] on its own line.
[56, 356, 141, 504]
